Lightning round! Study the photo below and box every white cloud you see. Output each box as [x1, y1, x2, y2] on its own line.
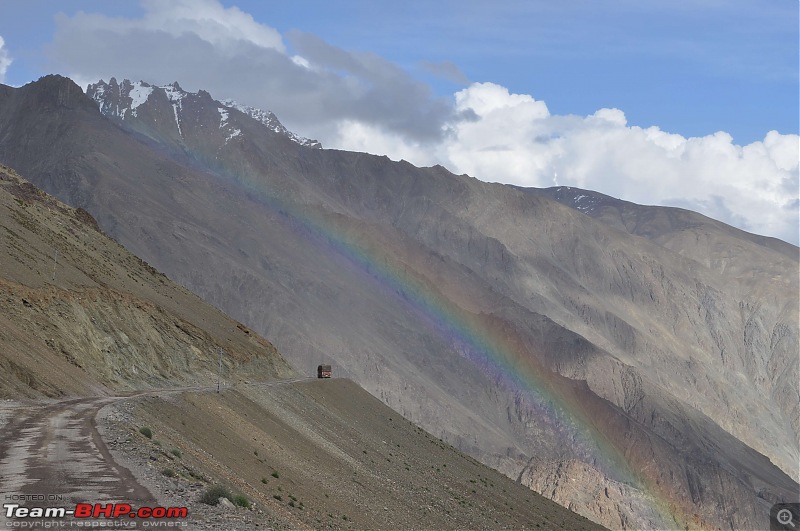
[0, 36, 12, 83]
[331, 82, 798, 244]
[63, 0, 285, 55]
[334, 120, 436, 166]
[138, 0, 285, 52]
[46, 1, 799, 245]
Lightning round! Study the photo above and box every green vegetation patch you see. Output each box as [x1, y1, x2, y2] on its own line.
[199, 484, 233, 506]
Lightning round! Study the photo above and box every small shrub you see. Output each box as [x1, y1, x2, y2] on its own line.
[200, 485, 233, 506]
[271, 471, 279, 479]
[139, 427, 153, 439]
[232, 495, 249, 508]
[288, 500, 296, 508]
[162, 468, 176, 478]
[261, 478, 269, 484]
[153, 440, 162, 446]
[273, 494, 282, 501]
[170, 448, 182, 458]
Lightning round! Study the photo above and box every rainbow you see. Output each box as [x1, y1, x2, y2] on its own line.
[198, 150, 708, 529]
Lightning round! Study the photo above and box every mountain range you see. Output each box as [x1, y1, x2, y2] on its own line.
[0, 74, 797, 529]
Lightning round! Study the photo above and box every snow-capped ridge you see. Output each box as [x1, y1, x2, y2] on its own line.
[87, 78, 154, 119]
[86, 78, 321, 148]
[160, 82, 185, 104]
[221, 98, 321, 148]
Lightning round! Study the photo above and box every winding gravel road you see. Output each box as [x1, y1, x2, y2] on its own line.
[0, 378, 313, 528]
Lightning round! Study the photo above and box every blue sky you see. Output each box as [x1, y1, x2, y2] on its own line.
[1, 0, 796, 143]
[0, 0, 797, 243]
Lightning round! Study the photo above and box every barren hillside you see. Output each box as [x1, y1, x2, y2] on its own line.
[103, 379, 602, 529]
[0, 164, 293, 396]
[0, 164, 601, 529]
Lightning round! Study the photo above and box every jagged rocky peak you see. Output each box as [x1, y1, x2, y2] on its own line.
[19, 75, 95, 112]
[86, 78, 154, 119]
[220, 98, 321, 148]
[86, 78, 321, 148]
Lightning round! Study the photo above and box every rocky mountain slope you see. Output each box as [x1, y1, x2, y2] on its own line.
[0, 163, 292, 397]
[530, 185, 798, 262]
[0, 75, 797, 529]
[104, 379, 602, 529]
[0, 165, 600, 529]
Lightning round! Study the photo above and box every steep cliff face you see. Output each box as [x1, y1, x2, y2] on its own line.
[0, 75, 796, 529]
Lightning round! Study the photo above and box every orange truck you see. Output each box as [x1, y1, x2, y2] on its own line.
[317, 365, 332, 378]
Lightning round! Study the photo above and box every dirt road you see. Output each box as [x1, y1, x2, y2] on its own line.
[0, 396, 157, 526]
[0, 378, 316, 528]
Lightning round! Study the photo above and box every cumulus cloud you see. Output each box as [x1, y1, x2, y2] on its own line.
[0, 36, 12, 83]
[336, 82, 800, 244]
[46, 1, 799, 244]
[458, 84, 799, 243]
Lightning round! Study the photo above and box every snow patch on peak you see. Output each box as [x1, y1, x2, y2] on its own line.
[159, 83, 185, 138]
[161, 83, 185, 105]
[226, 128, 242, 142]
[221, 99, 321, 148]
[569, 191, 601, 212]
[89, 83, 108, 113]
[88, 79, 153, 119]
[217, 107, 240, 144]
[129, 82, 152, 117]
[222, 99, 277, 127]
[171, 103, 183, 138]
[88, 78, 319, 148]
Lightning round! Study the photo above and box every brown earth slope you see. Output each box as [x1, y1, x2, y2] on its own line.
[0, 165, 602, 529]
[0, 164, 293, 397]
[108, 378, 602, 530]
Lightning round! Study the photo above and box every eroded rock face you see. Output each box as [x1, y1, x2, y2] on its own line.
[0, 75, 797, 529]
[520, 458, 663, 530]
[0, 164, 293, 397]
